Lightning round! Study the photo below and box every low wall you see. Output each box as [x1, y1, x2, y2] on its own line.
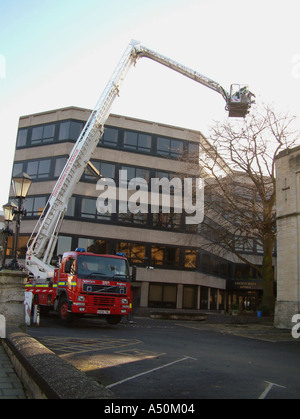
[2, 328, 114, 399]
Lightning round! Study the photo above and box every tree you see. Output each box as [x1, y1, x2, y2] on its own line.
[194, 104, 299, 313]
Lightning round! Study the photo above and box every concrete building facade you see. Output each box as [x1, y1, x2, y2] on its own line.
[275, 146, 300, 328]
[7, 106, 265, 313]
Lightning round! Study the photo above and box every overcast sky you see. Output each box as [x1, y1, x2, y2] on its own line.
[0, 0, 299, 208]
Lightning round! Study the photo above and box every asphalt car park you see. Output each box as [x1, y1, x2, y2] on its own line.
[28, 315, 300, 399]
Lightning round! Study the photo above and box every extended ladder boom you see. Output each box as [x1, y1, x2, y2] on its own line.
[26, 41, 139, 279]
[134, 44, 228, 101]
[26, 40, 253, 279]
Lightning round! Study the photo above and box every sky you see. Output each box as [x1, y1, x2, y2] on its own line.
[0, 0, 300, 209]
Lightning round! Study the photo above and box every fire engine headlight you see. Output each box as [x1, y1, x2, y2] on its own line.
[77, 296, 85, 302]
[121, 298, 128, 304]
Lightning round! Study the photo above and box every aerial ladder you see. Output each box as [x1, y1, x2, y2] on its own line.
[26, 40, 254, 281]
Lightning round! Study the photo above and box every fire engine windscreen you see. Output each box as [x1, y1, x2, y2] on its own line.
[77, 255, 130, 280]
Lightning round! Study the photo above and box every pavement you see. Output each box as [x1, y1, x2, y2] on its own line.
[0, 341, 27, 399]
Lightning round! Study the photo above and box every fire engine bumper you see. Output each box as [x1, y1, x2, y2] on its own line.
[71, 294, 132, 316]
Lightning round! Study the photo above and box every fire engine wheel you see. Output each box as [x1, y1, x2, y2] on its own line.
[105, 315, 122, 325]
[58, 297, 72, 323]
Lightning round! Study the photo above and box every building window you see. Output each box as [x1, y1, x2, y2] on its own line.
[184, 249, 197, 269]
[153, 211, 182, 230]
[148, 283, 177, 308]
[118, 206, 148, 226]
[157, 137, 184, 158]
[58, 121, 84, 141]
[17, 235, 30, 259]
[100, 127, 118, 147]
[81, 197, 111, 221]
[78, 238, 109, 254]
[31, 124, 55, 144]
[210, 288, 218, 310]
[56, 236, 72, 256]
[65, 196, 76, 217]
[120, 165, 150, 185]
[201, 253, 211, 274]
[54, 157, 68, 177]
[200, 286, 209, 309]
[151, 245, 180, 267]
[183, 285, 197, 309]
[12, 162, 23, 176]
[27, 159, 51, 179]
[16, 129, 28, 148]
[23, 196, 47, 217]
[187, 142, 199, 162]
[117, 242, 146, 265]
[124, 130, 152, 153]
[83, 160, 116, 181]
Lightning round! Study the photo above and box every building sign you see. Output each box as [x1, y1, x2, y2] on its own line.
[227, 279, 263, 291]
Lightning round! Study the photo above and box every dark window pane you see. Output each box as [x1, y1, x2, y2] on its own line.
[138, 134, 151, 151]
[101, 162, 115, 179]
[59, 122, 70, 140]
[43, 124, 55, 139]
[27, 161, 39, 178]
[124, 131, 137, 149]
[17, 129, 27, 147]
[157, 137, 169, 155]
[13, 162, 23, 177]
[54, 157, 67, 177]
[102, 127, 118, 146]
[70, 121, 83, 140]
[31, 127, 43, 143]
[38, 159, 51, 177]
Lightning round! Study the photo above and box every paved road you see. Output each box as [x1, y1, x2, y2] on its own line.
[28, 315, 300, 399]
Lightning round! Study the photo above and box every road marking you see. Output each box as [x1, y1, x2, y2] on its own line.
[258, 381, 286, 399]
[37, 336, 141, 355]
[106, 356, 196, 389]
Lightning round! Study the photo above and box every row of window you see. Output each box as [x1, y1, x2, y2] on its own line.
[12, 156, 192, 185]
[13, 156, 67, 180]
[16, 120, 84, 147]
[8, 232, 261, 285]
[20, 194, 194, 231]
[18, 193, 264, 253]
[54, 235, 261, 281]
[148, 283, 225, 310]
[16, 120, 199, 161]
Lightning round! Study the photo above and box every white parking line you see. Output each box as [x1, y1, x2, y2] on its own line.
[258, 381, 286, 399]
[106, 356, 196, 389]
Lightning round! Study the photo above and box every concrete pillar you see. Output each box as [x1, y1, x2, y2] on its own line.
[197, 286, 201, 310]
[176, 284, 183, 309]
[0, 270, 27, 330]
[140, 281, 149, 307]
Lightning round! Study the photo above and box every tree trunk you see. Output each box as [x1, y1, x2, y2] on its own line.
[261, 235, 275, 313]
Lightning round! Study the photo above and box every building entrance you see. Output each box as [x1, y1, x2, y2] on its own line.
[227, 279, 263, 312]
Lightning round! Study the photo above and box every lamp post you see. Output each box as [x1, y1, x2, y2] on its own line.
[9, 172, 32, 270]
[1, 201, 16, 269]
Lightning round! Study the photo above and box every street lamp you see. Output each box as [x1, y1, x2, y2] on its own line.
[1, 201, 16, 269]
[9, 172, 32, 270]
